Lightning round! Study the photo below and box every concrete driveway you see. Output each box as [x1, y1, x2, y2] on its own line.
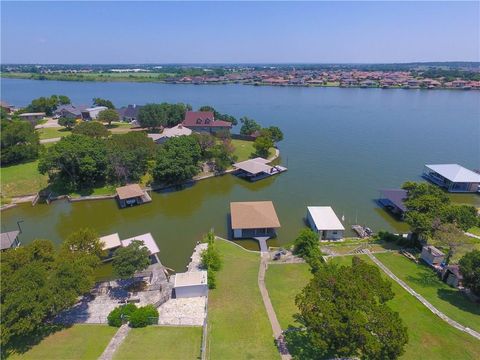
[35, 117, 61, 129]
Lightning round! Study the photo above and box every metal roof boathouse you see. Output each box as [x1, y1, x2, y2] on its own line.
[423, 164, 480, 193]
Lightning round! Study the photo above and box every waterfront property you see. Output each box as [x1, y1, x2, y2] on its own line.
[121, 232, 160, 263]
[378, 189, 408, 219]
[18, 112, 45, 123]
[147, 124, 192, 144]
[116, 184, 152, 208]
[230, 201, 281, 239]
[0, 230, 21, 251]
[232, 157, 287, 181]
[173, 270, 208, 298]
[423, 164, 480, 193]
[181, 111, 232, 134]
[99, 232, 122, 256]
[306, 206, 345, 240]
[81, 106, 108, 120]
[420, 245, 445, 266]
[54, 104, 88, 119]
[116, 104, 143, 122]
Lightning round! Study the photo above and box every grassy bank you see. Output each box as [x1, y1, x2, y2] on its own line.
[207, 240, 278, 359]
[113, 326, 202, 360]
[375, 252, 480, 332]
[265, 257, 480, 360]
[36, 127, 72, 140]
[7, 325, 117, 360]
[0, 160, 48, 198]
[230, 139, 275, 162]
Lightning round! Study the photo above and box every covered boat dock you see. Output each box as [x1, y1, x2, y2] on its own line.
[232, 157, 287, 181]
[378, 189, 408, 219]
[116, 184, 152, 208]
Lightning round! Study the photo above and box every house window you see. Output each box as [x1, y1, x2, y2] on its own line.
[332, 231, 338, 234]
[205, 118, 210, 124]
[196, 118, 202, 124]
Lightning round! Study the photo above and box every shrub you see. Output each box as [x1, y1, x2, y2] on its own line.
[107, 303, 138, 327]
[207, 271, 217, 289]
[129, 305, 159, 328]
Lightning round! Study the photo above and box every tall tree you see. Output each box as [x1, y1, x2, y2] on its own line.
[25, 95, 70, 116]
[72, 121, 110, 138]
[253, 134, 273, 158]
[432, 223, 468, 264]
[58, 117, 76, 129]
[112, 240, 151, 279]
[239, 116, 261, 135]
[459, 250, 480, 296]
[294, 257, 408, 359]
[97, 109, 120, 126]
[138, 103, 190, 129]
[265, 126, 284, 143]
[93, 97, 115, 109]
[1, 120, 40, 165]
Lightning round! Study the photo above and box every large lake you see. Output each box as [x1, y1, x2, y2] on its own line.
[1, 78, 479, 270]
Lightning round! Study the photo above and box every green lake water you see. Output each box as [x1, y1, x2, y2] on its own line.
[1, 79, 479, 270]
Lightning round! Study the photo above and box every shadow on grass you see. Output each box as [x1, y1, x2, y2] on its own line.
[41, 178, 114, 197]
[2, 323, 72, 359]
[405, 264, 442, 288]
[437, 288, 480, 316]
[284, 326, 326, 360]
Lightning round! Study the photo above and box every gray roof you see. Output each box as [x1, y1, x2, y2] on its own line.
[426, 164, 480, 183]
[233, 157, 272, 175]
[1, 231, 19, 250]
[380, 189, 408, 212]
[55, 104, 88, 116]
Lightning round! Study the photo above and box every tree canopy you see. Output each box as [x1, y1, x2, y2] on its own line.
[459, 250, 480, 296]
[93, 97, 115, 109]
[72, 121, 110, 138]
[58, 117, 76, 129]
[25, 95, 70, 116]
[138, 103, 190, 129]
[294, 257, 408, 359]
[253, 134, 273, 158]
[97, 109, 120, 126]
[112, 240, 151, 279]
[1, 120, 40, 165]
[239, 116, 261, 135]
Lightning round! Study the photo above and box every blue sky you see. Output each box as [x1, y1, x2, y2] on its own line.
[1, 1, 478, 64]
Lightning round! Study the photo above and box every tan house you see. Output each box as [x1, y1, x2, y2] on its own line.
[230, 201, 281, 239]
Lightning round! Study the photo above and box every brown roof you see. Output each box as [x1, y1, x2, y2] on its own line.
[230, 201, 281, 229]
[116, 184, 144, 200]
[182, 111, 232, 128]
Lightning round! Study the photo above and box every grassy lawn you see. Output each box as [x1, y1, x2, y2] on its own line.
[207, 240, 278, 359]
[7, 325, 117, 360]
[114, 326, 202, 360]
[375, 252, 480, 333]
[36, 127, 72, 140]
[467, 226, 480, 236]
[266, 256, 480, 359]
[1, 160, 48, 197]
[108, 122, 134, 134]
[230, 139, 275, 162]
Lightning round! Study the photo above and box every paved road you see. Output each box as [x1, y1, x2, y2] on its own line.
[258, 253, 292, 359]
[364, 250, 480, 340]
[98, 324, 131, 360]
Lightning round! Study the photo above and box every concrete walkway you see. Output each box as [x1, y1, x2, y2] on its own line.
[40, 137, 61, 144]
[98, 324, 131, 360]
[364, 250, 480, 340]
[258, 253, 292, 359]
[465, 232, 480, 240]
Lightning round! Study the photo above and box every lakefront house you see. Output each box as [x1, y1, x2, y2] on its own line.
[181, 111, 232, 134]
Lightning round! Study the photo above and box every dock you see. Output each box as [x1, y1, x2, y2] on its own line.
[232, 157, 287, 182]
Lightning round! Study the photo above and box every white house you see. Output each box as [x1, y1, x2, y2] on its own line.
[174, 271, 208, 298]
[81, 106, 108, 120]
[307, 206, 345, 240]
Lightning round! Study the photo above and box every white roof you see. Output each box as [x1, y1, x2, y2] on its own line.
[307, 206, 345, 231]
[233, 157, 272, 175]
[85, 106, 108, 112]
[426, 164, 480, 183]
[19, 112, 45, 116]
[174, 271, 208, 288]
[162, 125, 192, 138]
[100, 233, 122, 250]
[121, 233, 160, 255]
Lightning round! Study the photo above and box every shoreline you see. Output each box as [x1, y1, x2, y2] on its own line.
[2, 75, 477, 91]
[0, 148, 281, 211]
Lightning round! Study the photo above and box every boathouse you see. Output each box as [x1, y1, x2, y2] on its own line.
[420, 245, 445, 266]
[0, 230, 21, 251]
[230, 201, 281, 239]
[232, 157, 287, 181]
[116, 184, 152, 208]
[121, 233, 160, 263]
[378, 189, 408, 219]
[423, 164, 480, 193]
[100, 233, 122, 257]
[173, 271, 208, 298]
[307, 206, 345, 240]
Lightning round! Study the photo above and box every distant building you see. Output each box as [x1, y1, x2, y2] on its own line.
[55, 104, 88, 119]
[306, 206, 345, 240]
[0, 100, 14, 113]
[230, 201, 281, 239]
[182, 111, 232, 134]
[147, 124, 192, 144]
[174, 271, 208, 298]
[420, 245, 445, 266]
[423, 164, 480, 193]
[0, 230, 21, 251]
[117, 104, 143, 122]
[441, 265, 463, 288]
[81, 106, 108, 121]
[19, 112, 45, 123]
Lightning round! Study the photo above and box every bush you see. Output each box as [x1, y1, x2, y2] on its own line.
[107, 303, 137, 327]
[207, 271, 217, 289]
[129, 305, 159, 328]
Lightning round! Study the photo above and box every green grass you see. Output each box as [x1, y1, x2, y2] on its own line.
[0, 160, 48, 197]
[114, 326, 202, 360]
[68, 184, 117, 198]
[108, 122, 134, 134]
[36, 127, 72, 140]
[207, 240, 278, 359]
[467, 226, 480, 236]
[266, 257, 480, 359]
[375, 252, 480, 332]
[7, 325, 117, 360]
[230, 139, 275, 162]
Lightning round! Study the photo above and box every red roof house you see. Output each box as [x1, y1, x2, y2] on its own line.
[182, 111, 232, 134]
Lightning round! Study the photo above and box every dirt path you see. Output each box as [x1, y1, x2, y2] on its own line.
[98, 324, 131, 360]
[258, 253, 292, 359]
[40, 137, 61, 144]
[364, 250, 480, 340]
